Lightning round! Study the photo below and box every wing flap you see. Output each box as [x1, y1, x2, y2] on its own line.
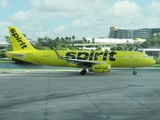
[65, 58, 104, 66]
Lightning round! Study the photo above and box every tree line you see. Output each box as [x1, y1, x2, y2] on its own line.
[33, 36, 80, 50]
[0, 34, 160, 58]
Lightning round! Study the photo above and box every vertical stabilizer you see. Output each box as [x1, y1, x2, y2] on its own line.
[8, 26, 35, 51]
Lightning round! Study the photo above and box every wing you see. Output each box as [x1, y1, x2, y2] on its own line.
[52, 47, 105, 67]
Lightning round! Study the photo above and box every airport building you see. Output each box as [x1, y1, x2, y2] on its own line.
[74, 37, 145, 50]
[109, 26, 160, 39]
[0, 41, 9, 47]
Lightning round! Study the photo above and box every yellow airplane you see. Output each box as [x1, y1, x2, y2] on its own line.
[6, 26, 155, 75]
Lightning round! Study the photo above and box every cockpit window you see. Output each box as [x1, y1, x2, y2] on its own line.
[143, 56, 149, 58]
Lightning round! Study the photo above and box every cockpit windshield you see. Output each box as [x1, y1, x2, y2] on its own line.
[143, 55, 150, 58]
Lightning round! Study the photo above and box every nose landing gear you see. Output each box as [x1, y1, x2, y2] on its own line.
[133, 68, 137, 75]
[133, 71, 137, 75]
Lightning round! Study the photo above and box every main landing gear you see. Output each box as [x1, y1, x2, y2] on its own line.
[80, 66, 87, 75]
[80, 69, 87, 75]
[133, 68, 137, 75]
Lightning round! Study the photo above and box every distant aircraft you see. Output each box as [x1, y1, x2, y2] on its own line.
[6, 26, 155, 75]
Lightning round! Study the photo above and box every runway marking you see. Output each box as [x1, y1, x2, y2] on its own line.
[118, 90, 160, 116]
[94, 74, 160, 118]
[43, 72, 50, 120]
[11, 106, 44, 113]
[96, 113, 107, 119]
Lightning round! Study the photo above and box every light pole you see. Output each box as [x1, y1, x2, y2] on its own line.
[131, 23, 133, 39]
[131, 23, 134, 51]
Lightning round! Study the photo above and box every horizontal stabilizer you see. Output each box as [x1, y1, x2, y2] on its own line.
[7, 52, 26, 58]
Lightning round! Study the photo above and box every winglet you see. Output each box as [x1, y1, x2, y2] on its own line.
[52, 47, 64, 59]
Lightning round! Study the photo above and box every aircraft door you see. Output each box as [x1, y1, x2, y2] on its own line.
[32, 53, 39, 64]
[28, 53, 39, 64]
[27, 53, 34, 63]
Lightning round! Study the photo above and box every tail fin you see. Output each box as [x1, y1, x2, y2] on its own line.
[8, 26, 35, 51]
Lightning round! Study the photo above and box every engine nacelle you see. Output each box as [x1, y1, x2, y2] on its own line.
[89, 64, 111, 73]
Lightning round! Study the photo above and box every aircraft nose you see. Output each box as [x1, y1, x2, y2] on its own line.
[150, 58, 156, 65]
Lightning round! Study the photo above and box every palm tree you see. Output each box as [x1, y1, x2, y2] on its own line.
[65, 36, 69, 41]
[68, 37, 71, 42]
[5, 36, 11, 51]
[92, 38, 95, 43]
[83, 37, 87, 43]
[72, 35, 75, 41]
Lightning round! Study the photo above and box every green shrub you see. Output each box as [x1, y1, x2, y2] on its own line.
[154, 58, 160, 64]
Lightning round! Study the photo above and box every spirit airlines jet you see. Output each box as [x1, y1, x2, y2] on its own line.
[6, 26, 155, 75]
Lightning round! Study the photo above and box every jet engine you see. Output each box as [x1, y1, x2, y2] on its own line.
[89, 64, 111, 73]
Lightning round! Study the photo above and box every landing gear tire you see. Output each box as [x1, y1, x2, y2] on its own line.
[133, 71, 137, 75]
[80, 70, 86, 75]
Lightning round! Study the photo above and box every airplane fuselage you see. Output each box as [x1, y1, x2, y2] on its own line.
[6, 50, 155, 68]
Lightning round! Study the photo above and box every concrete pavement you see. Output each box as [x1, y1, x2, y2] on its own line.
[0, 69, 160, 120]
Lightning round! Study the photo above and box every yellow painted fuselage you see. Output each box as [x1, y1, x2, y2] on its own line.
[6, 49, 155, 68]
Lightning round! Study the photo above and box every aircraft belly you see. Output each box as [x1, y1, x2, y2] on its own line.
[50, 58, 67, 66]
[112, 58, 137, 68]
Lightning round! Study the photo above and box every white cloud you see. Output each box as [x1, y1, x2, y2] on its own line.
[136, 1, 160, 28]
[30, 0, 91, 13]
[70, 0, 142, 30]
[0, 0, 9, 7]
[71, 17, 91, 28]
[10, 11, 28, 21]
[28, 0, 144, 37]
[5, 0, 160, 40]
[146, 1, 160, 17]
[0, 21, 12, 28]
[9, 9, 41, 22]
[54, 25, 66, 33]
[112, 1, 141, 18]
[100, 0, 142, 27]
[0, 22, 13, 40]
[36, 30, 50, 38]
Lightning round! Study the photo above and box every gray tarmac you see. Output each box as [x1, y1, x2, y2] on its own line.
[0, 68, 160, 120]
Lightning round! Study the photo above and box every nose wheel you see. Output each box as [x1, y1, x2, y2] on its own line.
[133, 71, 137, 75]
[133, 68, 137, 75]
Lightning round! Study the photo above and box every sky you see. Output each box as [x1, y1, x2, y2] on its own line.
[0, 0, 160, 41]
